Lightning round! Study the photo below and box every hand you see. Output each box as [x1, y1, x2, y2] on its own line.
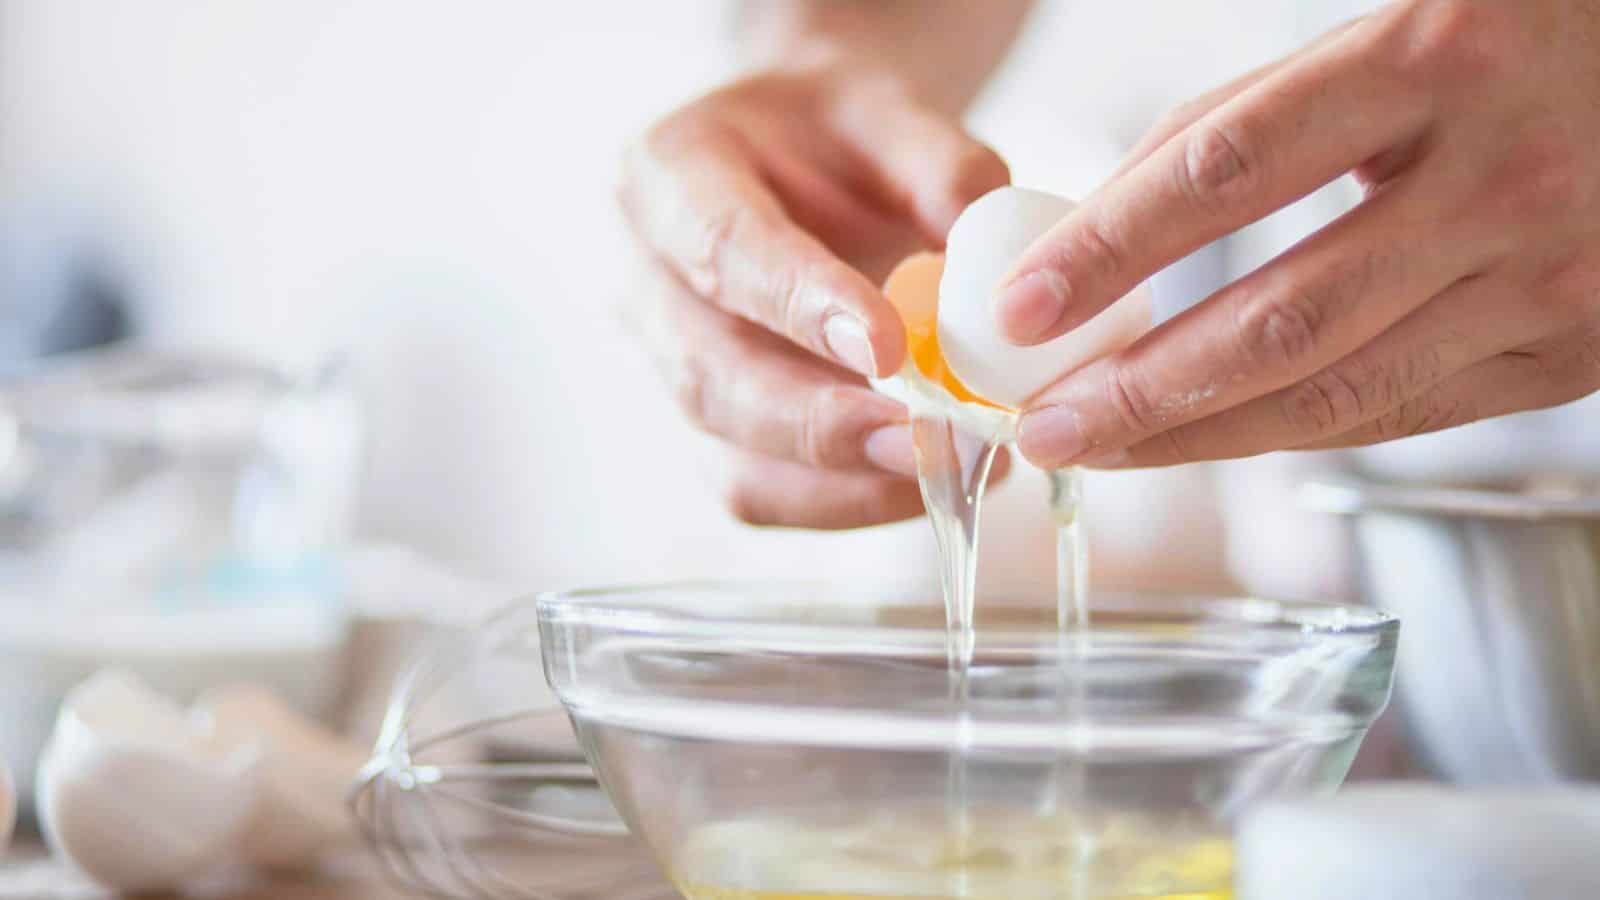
[620, 60, 1012, 526]
[998, 0, 1600, 469]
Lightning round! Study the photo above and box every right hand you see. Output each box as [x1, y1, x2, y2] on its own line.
[620, 60, 1011, 528]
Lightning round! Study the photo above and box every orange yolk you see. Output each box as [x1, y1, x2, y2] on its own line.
[882, 252, 1011, 411]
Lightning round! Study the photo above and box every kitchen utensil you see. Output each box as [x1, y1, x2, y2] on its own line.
[0, 344, 361, 807]
[354, 581, 1398, 899]
[1302, 476, 1600, 783]
[349, 599, 663, 900]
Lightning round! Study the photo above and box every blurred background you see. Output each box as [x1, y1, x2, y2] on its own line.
[1, 1, 746, 584]
[0, 1, 1267, 601]
[2, 6, 1390, 851]
[2, 0, 1599, 873]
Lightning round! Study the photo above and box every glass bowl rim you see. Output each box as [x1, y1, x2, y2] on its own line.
[530, 578, 1398, 652]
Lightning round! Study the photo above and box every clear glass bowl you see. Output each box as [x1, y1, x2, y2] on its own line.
[537, 582, 1399, 900]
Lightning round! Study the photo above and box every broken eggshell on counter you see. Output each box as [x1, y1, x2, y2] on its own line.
[35, 671, 257, 892]
[34, 669, 366, 892]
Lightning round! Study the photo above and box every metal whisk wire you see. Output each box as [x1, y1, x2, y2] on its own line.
[348, 601, 665, 900]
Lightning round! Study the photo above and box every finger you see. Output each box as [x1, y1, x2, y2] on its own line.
[1110, 66, 1281, 184]
[634, 258, 917, 475]
[1296, 338, 1600, 450]
[620, 127, 905, 377]
[1111, 18, 1372, 182]
[995, 28, 1434, 345]
[832, 85, 1012, 243]
[720, 447, 1014, 530]
[721, 450, 926, 529]
[1017, 176, 1490, 469]
[1104, 274, 1542, 466]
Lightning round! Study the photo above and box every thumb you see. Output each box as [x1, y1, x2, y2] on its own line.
[834, 86, 1011, 245]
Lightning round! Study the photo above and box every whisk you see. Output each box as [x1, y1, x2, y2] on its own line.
[348, 599, 676, 900]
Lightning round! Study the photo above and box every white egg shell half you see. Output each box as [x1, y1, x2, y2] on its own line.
[195, 683, 366, 868]
[938, 187, 1153, 409]
[35, 670, 255, 893]
[0, 754, 14, 855]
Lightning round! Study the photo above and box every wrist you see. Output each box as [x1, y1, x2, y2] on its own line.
[733, 0, 1030, 115]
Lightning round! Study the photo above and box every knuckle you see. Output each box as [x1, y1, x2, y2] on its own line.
[1305, 343, 1446, 436]
[1408, 396, 1472, 437]
[720, 478, 770, 526]
[629, 117, 757, 302]
[1155, 98, 1207, 139]
[688, 204, 747, 302]
[1576, 334, 1600, 395]
[1233, 291, 1326, 372]
[1397, 341, 1446, 397]
[1151, 429, 1197, 466]
[640, 114, 702, 162]
[1367, 407, 1408, 443]
[799, 385, 861, 468]
[1534, 333, 1600, 399]
[618, 126, 679, 235]
[1372, 394, 1471, 442]
[770, 259, 816, 345]
[672, 358, 716, 432]
[1531, 253, 1600, 323]
[1282, 368, 1367, 434]
[622, 120, 691, 209]
[1100, 366, 1165, 436]
[1490, 127, 1595, 224]
[1387, 0, 1518, 83]
[1580, 331, 1600, 377]
[1179, 119, 1258, 211]
[1040, 217, 1125, 293]
[1075, 218, 1126, 283]
[944, 142, 1012, 207]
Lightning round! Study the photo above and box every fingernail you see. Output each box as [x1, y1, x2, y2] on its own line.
[823, 314, 877, 377]
[863, 424, 918, 478]
[996, 270, 1070, 344]
[1019, 404, 1089, 467]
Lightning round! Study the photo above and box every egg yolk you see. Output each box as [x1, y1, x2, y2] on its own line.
[882, 252, 1011, 411]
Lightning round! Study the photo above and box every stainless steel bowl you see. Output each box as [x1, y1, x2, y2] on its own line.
[1302, 477, 1600, 783]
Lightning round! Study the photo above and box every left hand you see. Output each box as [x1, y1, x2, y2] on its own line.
[999, 0, 1600, 469]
